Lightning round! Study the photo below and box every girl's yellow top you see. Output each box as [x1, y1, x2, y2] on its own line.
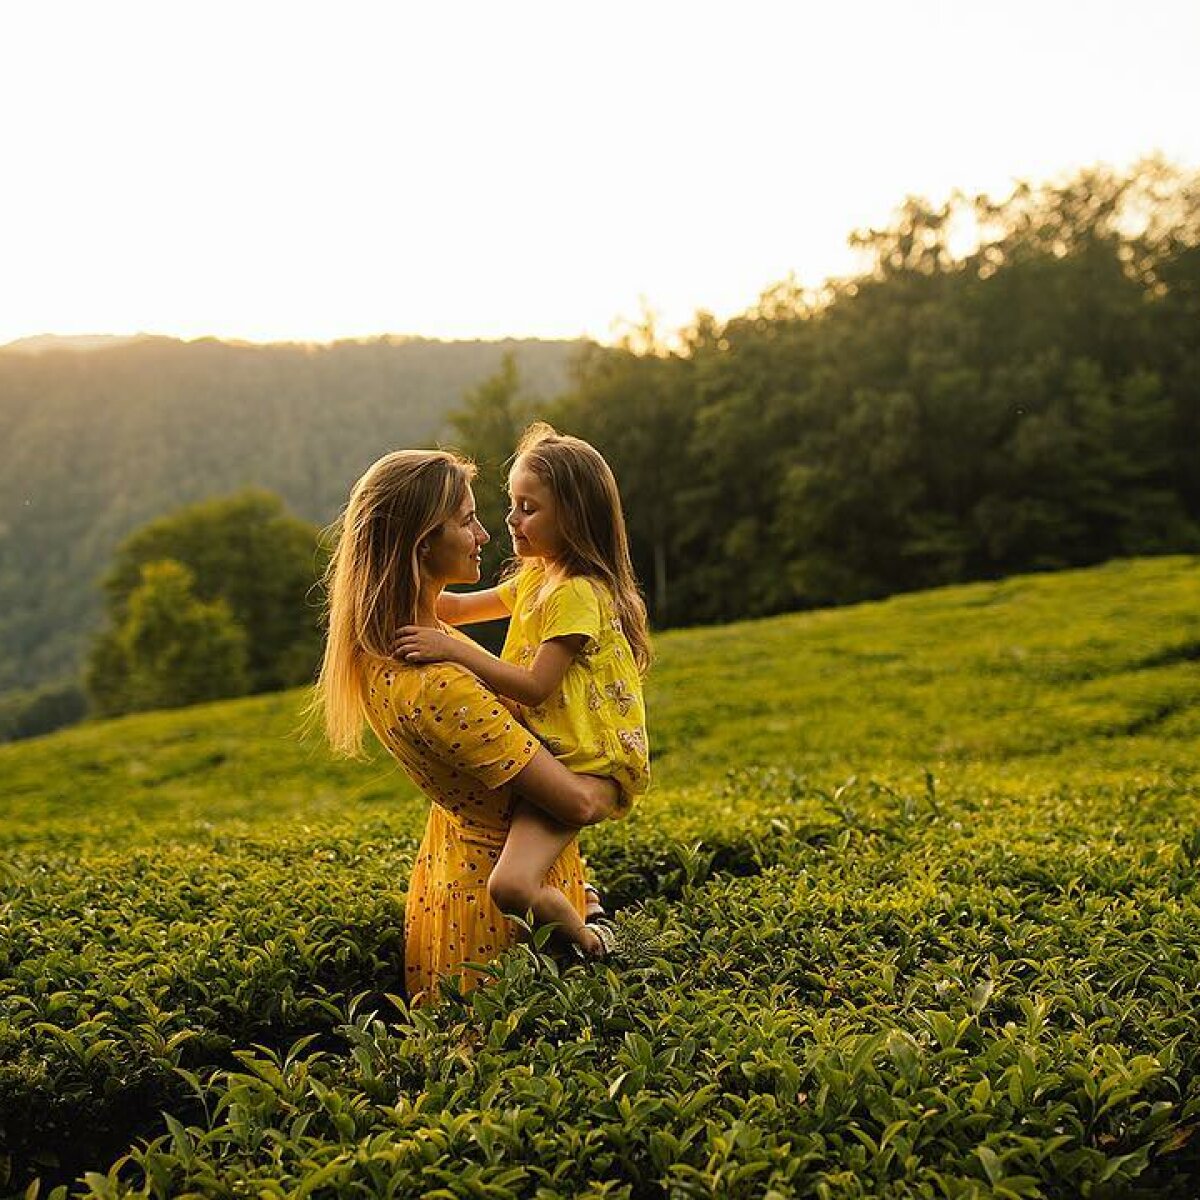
[497, 567, 650, 814]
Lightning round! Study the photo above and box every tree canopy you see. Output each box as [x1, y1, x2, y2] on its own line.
[455, 159, 1200, 629]
[86, 491, 323, 716]
[0, 336, 576, 700]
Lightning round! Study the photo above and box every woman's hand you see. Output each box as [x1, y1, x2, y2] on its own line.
[394, 625, 461, 665]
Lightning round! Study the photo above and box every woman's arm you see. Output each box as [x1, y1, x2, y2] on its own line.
[435, 587, 511, 627]
[395, 627, 582, 708]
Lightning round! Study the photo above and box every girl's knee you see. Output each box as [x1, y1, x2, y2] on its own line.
[487, 866, 536, 916]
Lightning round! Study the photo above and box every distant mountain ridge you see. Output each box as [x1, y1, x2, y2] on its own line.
[0, 335, 580, 696]
[0, 333, 146, 355]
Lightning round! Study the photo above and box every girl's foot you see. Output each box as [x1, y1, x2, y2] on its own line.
[584, 920, 618, 960]
[583, 883, 606, 922]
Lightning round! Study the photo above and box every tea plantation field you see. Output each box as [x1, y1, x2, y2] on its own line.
[2, 557, 1199, 1198]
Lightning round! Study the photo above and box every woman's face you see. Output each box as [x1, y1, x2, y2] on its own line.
[422, 486, 489, 586]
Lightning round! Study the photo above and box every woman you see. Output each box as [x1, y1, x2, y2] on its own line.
[312, 449, 619, 1006]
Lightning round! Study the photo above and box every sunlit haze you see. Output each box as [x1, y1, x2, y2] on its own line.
[2, 0, 1197, 347]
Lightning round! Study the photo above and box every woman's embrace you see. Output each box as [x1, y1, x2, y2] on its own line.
[311, 440, 646, 1006]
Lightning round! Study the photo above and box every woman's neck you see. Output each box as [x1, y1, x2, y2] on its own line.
[415, 583, 443, 627]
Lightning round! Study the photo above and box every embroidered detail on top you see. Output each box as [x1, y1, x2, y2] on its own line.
[604, 679, 635, 716]
[618, 727, 647, 757]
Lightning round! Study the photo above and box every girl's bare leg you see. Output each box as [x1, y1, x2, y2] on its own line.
[488, 799, 603, 957]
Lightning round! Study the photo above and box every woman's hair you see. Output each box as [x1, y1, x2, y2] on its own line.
[312, 448, 476, 756]
[510, 422, 652, 674]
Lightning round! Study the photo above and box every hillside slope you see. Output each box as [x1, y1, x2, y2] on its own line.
[0, 335, 577, 695]
[3, 556, 1196, 845]
[1, 557, 1199, 1197]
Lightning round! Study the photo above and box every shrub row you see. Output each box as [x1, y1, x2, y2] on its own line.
[1, 825, 415, 1193]
[1, 767, 826, 1195]
[36, 775, 1200, 1199]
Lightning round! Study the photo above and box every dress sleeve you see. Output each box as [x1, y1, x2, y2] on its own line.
[412, 665, 539, 790]
[541, 577, 603, 653]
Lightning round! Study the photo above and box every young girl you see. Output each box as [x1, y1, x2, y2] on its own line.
[394, 423, 651, 960]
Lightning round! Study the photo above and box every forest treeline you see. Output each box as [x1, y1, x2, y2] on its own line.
[0, 337, 576, 712]
[453, 158, 1200, 629]
[3, 159, 1198, 738]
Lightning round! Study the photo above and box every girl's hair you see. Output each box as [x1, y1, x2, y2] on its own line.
[312, 448, 476, 756]
[510, 422, 652, 674]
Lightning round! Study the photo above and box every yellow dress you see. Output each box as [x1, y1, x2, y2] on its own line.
[497, 567, 650, 813]
[361, 642, 587, 1007]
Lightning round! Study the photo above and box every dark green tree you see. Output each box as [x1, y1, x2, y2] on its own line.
[550, 326, 698, 625]
[87, 560, 249, 715]
[96, 490, 324, 695]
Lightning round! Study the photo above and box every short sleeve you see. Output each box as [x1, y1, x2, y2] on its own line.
[496, 575, 519, 612]
[541, 577, 603, 652]
[412, 666, 538, 789]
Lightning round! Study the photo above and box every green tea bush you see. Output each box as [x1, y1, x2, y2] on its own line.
[73, 782, 1200, 1197]
[0, 826, 415, 1190]
[2, 557, 1198, 1196]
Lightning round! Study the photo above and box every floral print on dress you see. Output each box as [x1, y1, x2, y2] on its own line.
[363, 654, 585, 1009]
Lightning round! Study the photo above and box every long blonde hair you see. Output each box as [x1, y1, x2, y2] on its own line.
[312, 449, 475, 756]
[509, 423, 652, 674]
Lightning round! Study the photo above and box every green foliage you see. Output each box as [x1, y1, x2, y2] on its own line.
[445, 352, 546, 587]
[0, 680, 87, 743]
[552, 336, 695, 623]
[88, 560, 250, 716]
[1, 558, 1199, 1195]
[86, 491, 319, 716]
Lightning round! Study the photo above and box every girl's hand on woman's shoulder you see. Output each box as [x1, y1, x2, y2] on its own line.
[394, 625, 461, 665]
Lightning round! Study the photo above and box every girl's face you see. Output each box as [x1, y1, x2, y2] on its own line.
[422, 486, 489, 586]
[507, 460, 565, 564]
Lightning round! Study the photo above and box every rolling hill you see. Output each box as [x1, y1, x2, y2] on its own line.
[2, 557, 1199, 1195]
[0, 334, 579, 698]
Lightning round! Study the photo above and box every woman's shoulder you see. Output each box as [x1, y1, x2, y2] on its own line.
[363, 654, 477, 708]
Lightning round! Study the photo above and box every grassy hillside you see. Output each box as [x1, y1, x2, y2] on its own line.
[2, 557, 1199, 1197]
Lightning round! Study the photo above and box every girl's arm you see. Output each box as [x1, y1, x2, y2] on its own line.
[436, 587, 511, 627]
[394, 625, 582, 708]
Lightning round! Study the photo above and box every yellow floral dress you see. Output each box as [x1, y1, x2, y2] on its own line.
[497, 568, 650, 813]
[361, 641, 587, 1007]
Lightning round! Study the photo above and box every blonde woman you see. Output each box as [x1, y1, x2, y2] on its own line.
[312, 449, 619, 1006]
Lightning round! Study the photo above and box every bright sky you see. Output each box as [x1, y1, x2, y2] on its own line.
[1, 1, 1197, 347]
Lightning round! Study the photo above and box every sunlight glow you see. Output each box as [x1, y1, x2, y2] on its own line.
[1, 0, 1197, 347]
